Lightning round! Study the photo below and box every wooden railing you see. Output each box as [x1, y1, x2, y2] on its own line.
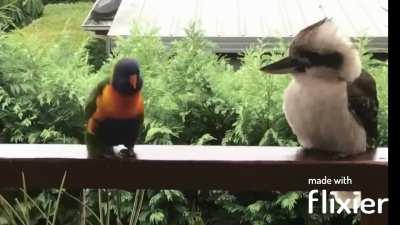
[0, 145, 388, 225]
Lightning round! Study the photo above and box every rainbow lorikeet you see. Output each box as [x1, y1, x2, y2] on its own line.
[85, 58, 144, 158]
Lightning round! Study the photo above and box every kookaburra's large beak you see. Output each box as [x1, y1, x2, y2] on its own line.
[260, 57, 308, 74]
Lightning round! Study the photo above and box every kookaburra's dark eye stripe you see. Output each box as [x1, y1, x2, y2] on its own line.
[297, 50, 343, 69]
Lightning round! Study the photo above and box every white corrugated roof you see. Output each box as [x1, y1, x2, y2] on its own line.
[107, 0, 388, 52]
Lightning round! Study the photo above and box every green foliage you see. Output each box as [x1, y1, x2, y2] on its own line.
[212, 41, 297, 146]
[0, 31, 92, 143]
[0, 0, 25, 30]
[276, 192, 301, 210]
[84, 37, 108, 72]
[0, 0, 43, 31]
[42, 0, 92, 4]
[0, 172, 67, 225]
[22, 0, 44, 19]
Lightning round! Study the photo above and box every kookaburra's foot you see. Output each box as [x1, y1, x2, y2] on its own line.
[330, 153, 353, 160]
[333, 150, 372, 159]
[119, 148, 136, 158]
[88, 152, 115, 159]
[301, 148, 356, 160]
[101, 152, 117, 159]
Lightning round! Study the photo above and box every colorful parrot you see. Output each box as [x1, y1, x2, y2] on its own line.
[85, 58, 144, 158]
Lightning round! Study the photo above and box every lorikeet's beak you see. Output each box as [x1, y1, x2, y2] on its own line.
[130, 74, 138, 89]
[260, 57, 308, 74]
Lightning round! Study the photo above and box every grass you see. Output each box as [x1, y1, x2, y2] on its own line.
[7, 2, 92, 50]
[0, 173, 145, 225]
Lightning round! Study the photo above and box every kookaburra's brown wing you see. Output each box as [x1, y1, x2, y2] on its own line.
[347, 70, 379, 149]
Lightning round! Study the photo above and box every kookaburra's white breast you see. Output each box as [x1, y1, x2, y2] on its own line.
[283, 75, 366, 154]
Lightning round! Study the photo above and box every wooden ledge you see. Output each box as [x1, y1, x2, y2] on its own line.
[0, 145, 388, 192]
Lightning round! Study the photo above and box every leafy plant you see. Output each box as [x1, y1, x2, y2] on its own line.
[22, 0, 43, 19]
[84, 37, 108, 72]
[0, 0, 43, 31]
[0, 0, 23, 30]
[0, 31, 92, 143]
[0, 172, 67, 225]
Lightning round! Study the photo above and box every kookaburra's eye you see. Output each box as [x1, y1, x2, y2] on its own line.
[293, 57, 311, 72]
[296, 57, 311, 66]
[297, 50, 343, 69]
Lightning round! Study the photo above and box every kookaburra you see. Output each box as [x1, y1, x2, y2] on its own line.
[261, 18, 379, 156]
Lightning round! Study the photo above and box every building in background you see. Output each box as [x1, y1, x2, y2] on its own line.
[82, 0, 388, 61]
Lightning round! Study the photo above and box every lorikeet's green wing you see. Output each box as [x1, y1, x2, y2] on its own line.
[85, 78, 112, 158]
[85, 78, 110, 121]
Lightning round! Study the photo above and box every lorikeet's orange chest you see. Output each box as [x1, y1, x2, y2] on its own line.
[96, 84, 144, 119]
[87, 84, 144, 135]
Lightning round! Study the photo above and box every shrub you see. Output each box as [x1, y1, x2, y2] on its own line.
[0, 0, 24, 30]
[22, 0, 44, 19]
[0, 31, 92, 143]
[84, 37, 108, 72]
[0, 0, 43, 31]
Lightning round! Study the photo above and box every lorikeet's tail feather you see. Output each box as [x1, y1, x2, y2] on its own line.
[85, 132, 114, 158]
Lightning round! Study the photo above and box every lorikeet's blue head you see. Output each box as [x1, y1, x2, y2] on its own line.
[112, 58, 143, 95]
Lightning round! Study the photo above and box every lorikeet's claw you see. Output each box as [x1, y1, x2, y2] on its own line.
[119, 148, 136, 158]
